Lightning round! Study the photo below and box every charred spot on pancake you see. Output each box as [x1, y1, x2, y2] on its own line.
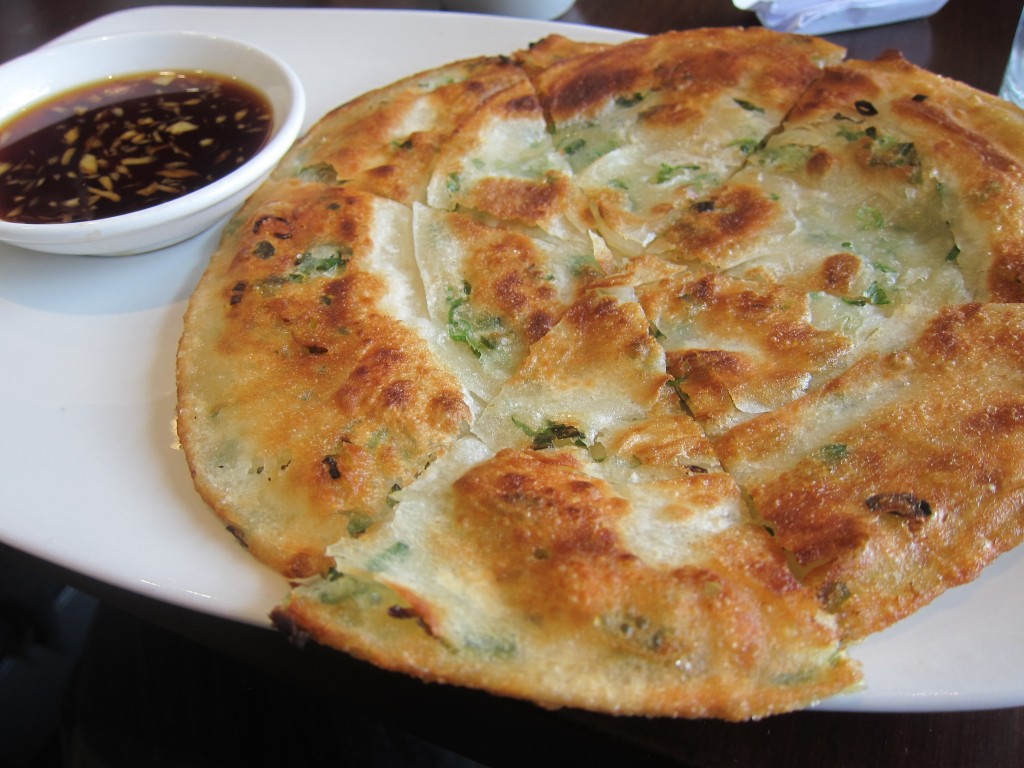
[505, 93, 540, 114]
[470, 174, 565, 226]
[817, 252, 861, 293]
[663, 185, 778, 265]
[789, 67, 880, 122]
[226, 524, 249, 548]
[387, 605, 420, 619]
[965, 402, 1024, 435]
[252, 240, 276, 260]
[285, 552, 329, 580]
[526, 309, 556, 343]
[367, 164, 397, 180]
[253, 214, 293, 239]
[865, 492, 932, 519]
[381, 380, 413, 408]
[229, 281, 247, 306]
[854, 99, 878, 116]
[494, 271, 528, 311]
[989, 249, 1024, 302]
[322, 455, 342, 480]
[818, 581, 851, 613]
[550, 67, 644, 118]
[919, 303, 984, 359]
[806, 147, 834, 176]
[269, 608, 310, 648]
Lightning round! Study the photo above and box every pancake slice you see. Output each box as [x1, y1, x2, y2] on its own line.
[271, 56, 526, 206]
[412, 204, 604, 402]
[280, 432, 857, 721]
[659, 52, 1008, 315]
[637, 267, 937, 437]
[640, 53, 1013, 443]
[471, 279, 668, 452]
[512, 33, 614, 78]
[176, 184, 470, 578]
[715, 303, 1024, 639]
[425, 77, 594, 244]
[529, 27, 845, 256]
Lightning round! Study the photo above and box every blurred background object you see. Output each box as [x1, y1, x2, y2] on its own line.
[441, 0, 577, 19]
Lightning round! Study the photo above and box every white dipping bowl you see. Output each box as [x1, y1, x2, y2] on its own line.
[0, 30, 305, 256]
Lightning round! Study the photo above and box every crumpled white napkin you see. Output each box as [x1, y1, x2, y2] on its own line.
[733, 0, 949, 35]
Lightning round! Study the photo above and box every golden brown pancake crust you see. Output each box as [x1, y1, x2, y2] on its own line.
[177, 27, 1024, 719]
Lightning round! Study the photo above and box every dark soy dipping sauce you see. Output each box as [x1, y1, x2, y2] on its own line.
[0, 70, 273, 224]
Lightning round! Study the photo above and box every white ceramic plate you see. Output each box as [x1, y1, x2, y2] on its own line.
[1, 6, 1022, 714]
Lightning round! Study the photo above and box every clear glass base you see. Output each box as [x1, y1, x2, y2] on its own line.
[1000, 75, 1024, 108]
[1001, 16, 1024, 108]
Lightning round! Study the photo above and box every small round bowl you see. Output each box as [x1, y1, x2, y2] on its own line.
[0, 30, 305, 256]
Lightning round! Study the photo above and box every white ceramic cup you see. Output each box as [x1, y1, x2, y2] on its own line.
[440, 0, 577, 20]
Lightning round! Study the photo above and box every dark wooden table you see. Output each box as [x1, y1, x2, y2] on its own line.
[2, 2, 1023, 767]
[2, 0, 1021, 95]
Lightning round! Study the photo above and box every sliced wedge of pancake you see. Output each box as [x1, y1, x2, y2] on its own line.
[280, 431, 858, 721]
[412, 204, 603, 402]
[639, 269, 851, 437]
[639, 52, 1022, 440]
[636, 267, 936, 437]
[760, 51, 1024, 304]
[425, 77, 594, 244]
[512, 33, 615, 78]
[176, 184, 470, 577]
[272, 56, 526, 206]
[529, 27, 845, 256]
[715, 303, 1024, 639]
[659, 52, 1021, 312]
[471, 279, 668, 451]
